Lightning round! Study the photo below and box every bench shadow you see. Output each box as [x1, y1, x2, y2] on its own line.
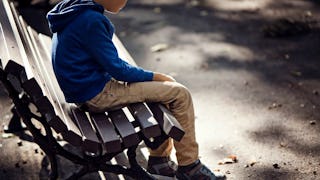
[13, 131, 34, 142]
[39, 143, 149, 180]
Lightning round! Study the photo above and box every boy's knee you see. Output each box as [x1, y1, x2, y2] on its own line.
[172, 83, 191, 99]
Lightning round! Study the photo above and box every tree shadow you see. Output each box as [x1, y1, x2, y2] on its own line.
[250, 123, 320, 156]
[248, 166, 301, 180]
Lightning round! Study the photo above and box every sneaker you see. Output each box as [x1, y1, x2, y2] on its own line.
[176, 160, 226, 180]
[147, 156, 177, 179]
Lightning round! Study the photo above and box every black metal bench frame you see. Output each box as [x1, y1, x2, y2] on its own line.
[0, 60, 169, 179]
[0, 0, 185, 179]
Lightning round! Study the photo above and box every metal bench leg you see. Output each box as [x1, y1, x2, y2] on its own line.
[47, 153, 58, 180]
[127, 145, 156, 180]
[4, 107, 27, 133]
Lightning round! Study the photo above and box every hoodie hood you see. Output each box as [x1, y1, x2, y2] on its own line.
[47, 0, 104, 33]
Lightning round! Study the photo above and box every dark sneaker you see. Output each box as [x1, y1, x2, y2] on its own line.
[147, 156, 177, 179]
[176, 160, 226, 180]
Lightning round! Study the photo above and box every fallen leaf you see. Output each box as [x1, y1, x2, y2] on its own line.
[150, 43, 169, 52]
[268, 103, 282, 109]
[310, 120, 316, 125]
[305, 10, 312, 17]
[249, 160, 257, 166]
[280, 142, 287, 147]
[223, 158, 234, 164]
[228, 155, 238, 162]
[218, 155, 238, 165]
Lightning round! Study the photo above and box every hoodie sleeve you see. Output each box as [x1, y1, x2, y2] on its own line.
[84, 16, 154, 82]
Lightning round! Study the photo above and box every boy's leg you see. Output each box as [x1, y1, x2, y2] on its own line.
[149, 139, 173, 157]
[85, 79, 199, 165]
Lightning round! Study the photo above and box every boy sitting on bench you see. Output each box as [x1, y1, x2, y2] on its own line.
[47, 0, 225, 179]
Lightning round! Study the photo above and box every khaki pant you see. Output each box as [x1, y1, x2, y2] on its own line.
[85, 79, 199, 166]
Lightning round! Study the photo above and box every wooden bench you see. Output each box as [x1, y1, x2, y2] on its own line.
[0, 0, 185, 179]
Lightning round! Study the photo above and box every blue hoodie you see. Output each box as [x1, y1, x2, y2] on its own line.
[47, 0, 153, 103]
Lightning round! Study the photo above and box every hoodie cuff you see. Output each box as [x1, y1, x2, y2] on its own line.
[144, 70, 154, 81]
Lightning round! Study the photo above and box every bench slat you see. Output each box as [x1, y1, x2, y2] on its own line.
[0, 23, 9, 63]
[4, 60, 27, 82]
[90, 112, 122, 153]
[128, 103, 161, 138]
[1, 1, 27, 67]
[147, 103, 185, 141]
[21, 78, 43, 102]
[4, 60, 27, 93]
[34, 96, 67, 133]
[70, 107, 101, 153]
[108, 109, 140, 148]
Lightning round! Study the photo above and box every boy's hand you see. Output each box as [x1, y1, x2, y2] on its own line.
[153, 72, 176, 82]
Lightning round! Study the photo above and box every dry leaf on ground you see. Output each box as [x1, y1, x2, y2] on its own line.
[150, 43, 169, 52]
[218, 155, 238, 165]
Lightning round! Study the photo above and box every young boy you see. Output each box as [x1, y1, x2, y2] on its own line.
[47, 0, 225, 179]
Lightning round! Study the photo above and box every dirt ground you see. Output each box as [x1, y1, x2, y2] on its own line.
[1, 0, 320, 179]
